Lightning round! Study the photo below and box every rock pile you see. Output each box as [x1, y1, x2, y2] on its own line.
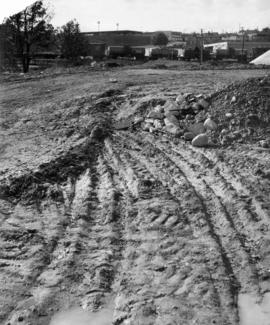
[137, 75, 270, 147]
[117, 75, 269, 148]
[141, 93, 215, 147]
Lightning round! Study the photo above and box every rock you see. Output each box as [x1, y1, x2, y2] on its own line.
[245, 114, 260, 127]
[154, 105, 164, 113]
[143, 123, 152, 131]
[185, 114, 194, 121]
[220, 129, 228, 136]
[231, 96, 236, 103]
[145, 118, 155, 124]
[185, 94, 196, 103]
[184, 132, 195, 141]
[164, 125, 183, 137]
[147, 111, 164, 119]
[114, 119, 133, 130]
[179, 103, 195, 116]
[192, 102, 202, 113]
[183, 92, 192, 99]
[175, 94, 185, 105]
[204, 118, 218, 131]
[188, 122, 205, 136]
[259, 140, 270, 148]
[164, 115, 179, 128]
[192, 134, 209, 147]
[195, 94, 204, 100]
[165, 110, 180, 118]
[225, 112, 233, 118]
[198, 98, 209, 109]
[133, 116, 144, 125]
[163, 100, 180, 112]
[153, 119, 163, 129]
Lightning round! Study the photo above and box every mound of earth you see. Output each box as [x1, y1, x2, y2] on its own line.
[1, 68, 270, 325]
[209, 75, 270, 146]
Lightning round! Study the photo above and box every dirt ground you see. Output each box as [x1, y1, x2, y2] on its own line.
[0, 66, 270, 325]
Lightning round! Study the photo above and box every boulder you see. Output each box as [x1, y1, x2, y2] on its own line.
[183, 92, 192, 99]
[164, 125, 183, 137]
[220, 129, 228, 136]
[163, 100, 180, 112]
[179, 103, 195, 115]
[192, 134, 209, 147]
[154, 105, 164, 114]
[184, 132, 195, 141]
[204, 118, 218, 131]
[198, 98, 209, 109]
[143, 122, 152, 131]
[259, 140, 270, 148]
[175, 94, 185, 105]
[188, 122, 205, 136]
[164, 115, 179, 128]
[133, 116, 144, 125]
[153, 119, 163, 130]
[165, 110, 181, 118]
[147, 111, 164, 119]
[145, 118, 155, 124]
[185, 114, 194, 121]
[192, 102, 201, 113]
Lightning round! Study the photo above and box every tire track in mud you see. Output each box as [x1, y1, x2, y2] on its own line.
[0, 115, 123, 325]
[1, 121, 269, 325]
[149, 137, 270, 285]
[0, 200, 69, 324]
[108, 130, 270, 323]
[104, 136, 239, 325]
[2, 142, 127, 325]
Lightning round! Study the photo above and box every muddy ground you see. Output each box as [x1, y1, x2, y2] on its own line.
[0, 66, 270, 325]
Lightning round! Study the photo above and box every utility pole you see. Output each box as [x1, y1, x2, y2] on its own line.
[241, 27, 245, 60]
[97, 21, 100, 33]
[116, 23, 119, 31]
[200, 28, 203, 65]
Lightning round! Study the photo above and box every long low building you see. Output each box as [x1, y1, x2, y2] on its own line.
[228, 41, 270, 57]
[82, 30, 152, 47]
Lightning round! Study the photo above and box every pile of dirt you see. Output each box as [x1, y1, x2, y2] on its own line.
[117, 74, 270, 147]
[209, 74, 270, 146]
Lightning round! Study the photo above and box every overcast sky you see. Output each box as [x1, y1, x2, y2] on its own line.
[1, 0, 270, 32]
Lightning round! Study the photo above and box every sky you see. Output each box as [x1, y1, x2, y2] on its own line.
[1, 0, 270, 33]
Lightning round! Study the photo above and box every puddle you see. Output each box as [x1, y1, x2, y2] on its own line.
[238, 292, 270, 325]
[49, 307, 113, 325]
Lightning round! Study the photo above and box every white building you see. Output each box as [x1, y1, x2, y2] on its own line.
[204, 42, 228, 53]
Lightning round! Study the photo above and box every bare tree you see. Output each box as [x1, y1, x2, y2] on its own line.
[4, 1, 53, 72]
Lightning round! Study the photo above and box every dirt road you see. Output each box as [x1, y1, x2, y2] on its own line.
[0, 67, 269, 325]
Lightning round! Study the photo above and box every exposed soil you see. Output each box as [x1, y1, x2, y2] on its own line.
[0, 66, 269, 325]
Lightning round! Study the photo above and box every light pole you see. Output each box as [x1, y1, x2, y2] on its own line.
[200, 29, 203, 65]
[97, 21, 100, 32]
[116, 23, 119, 31]
[241, 27, 245, 60]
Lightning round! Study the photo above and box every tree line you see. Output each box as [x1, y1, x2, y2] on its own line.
[1, 1, 89, 72]
[1, 0, 170, 73]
